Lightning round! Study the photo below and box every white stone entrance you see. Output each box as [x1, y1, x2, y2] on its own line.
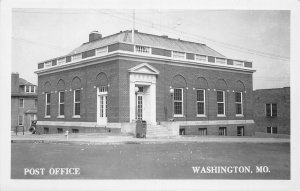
[129, 63, 159, 125]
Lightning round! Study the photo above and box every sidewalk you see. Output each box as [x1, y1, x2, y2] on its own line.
[11, 132, 290, 145]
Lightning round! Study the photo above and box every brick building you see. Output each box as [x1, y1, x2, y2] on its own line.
[11, 73, 38, 132]
[253, 87, 290, 135]
[35, 30, 255, 136]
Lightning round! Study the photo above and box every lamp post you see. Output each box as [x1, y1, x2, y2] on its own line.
[135, 86, 139, 120]
[170, 88, 174, 120]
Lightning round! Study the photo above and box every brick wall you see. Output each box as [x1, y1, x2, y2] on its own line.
[37, 60, 119, 123]
[253, 87, 290, 134]
[118, 58, 254, 123]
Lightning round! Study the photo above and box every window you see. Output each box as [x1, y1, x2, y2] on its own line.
[208, 56, 215, 63]
[179, 128, 185, 135]
[99, 86, 108, 93]
[233, 60, 244, 67]
[57, 128, 63, 134]
[235, 92, 243, 115]
[18, 115, 23, 126]
[217, 91, 225, 116]
[57, 58, 66, 65]
[196, 89, 205, 116]
[174, 88, 183, 116]
[198, 128, 207, 136]
[216, 58, 226, 64]
[267, 127, 277, 134]
[44, 127, 49, 134]
[237, 126, 244, 136]
[219, 127, 227, 136]
[58, 91, 65, 116]
[195, 55, 207, 62]
[34, 99, 38, 108]
[44, 61, 52, 68]
[172, 51, 185, 59]
[266, 103, 277, 117]
[71, 53, 82, 62]
[135, 45, 151, 54]
[72, 129, 79, 133]
[74, 89, 81, 116]
[45, 93, 51, 117]
[25, 86, 30, 92]
[30, 86, 35, 93]
[96, 47, 108, 56]
[19, 98, 24, 108]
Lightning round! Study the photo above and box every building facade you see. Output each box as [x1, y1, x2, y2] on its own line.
[11, 73, 38, 132]
[253, 87, 290, 135]
[35, 30, 255, 136]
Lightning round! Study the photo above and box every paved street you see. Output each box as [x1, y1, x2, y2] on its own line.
[11, 141, 290, 179]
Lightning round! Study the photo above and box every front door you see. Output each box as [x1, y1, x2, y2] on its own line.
[137, 95, 143, 120]
[97, 94, 107, 125]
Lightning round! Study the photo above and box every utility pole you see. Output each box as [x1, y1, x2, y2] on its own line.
[132, 9, 135, 44]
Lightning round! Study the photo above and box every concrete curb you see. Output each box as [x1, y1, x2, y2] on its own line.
[11, 138, 290, 145]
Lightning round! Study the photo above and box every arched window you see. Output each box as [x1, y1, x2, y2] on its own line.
[195, 77, 209, 116]
[171, 75, 187, 117]
[44, 81, 51, 117]
[57, 79, 66, 117]
[215, 79, 228, 116]
[72, 77, 82, 117]
[235, 80, 245, 116]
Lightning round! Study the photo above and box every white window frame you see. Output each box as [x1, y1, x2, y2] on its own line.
[71, 53, 82, 62]
[96, 46, 108, 56]
[30, 86, 35, 93]
[58, 91, 65, 118]
[44, 61, 52, 68]
[57, 57, 66, 65]
[18, 115, 24, 126]
[195, 55, 207, 62]
[219, 127, 227, 136]
[173, 88, 184, 117]
[216, 58, 226, 64]
[235, 92, 243, 116]
[196, 89, 206, 117]
[217, 90, 226, 117]
[25, 86, 30, 93]
[172, 51, 186, 60]
[265, 103, 277, 117]
[45, 93, 51, 117]
[19, 98, 24, 108]
[134, 45, 151, 54]
[73, 89, 81, 118]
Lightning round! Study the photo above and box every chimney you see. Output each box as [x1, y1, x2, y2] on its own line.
[89, 31, 102, 42]
[11, 73, 19, 93]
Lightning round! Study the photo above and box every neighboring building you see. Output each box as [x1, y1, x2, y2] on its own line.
[11, 73, 38, 131]
[253, 87, 290, 135]
[35, 30, 255, 136]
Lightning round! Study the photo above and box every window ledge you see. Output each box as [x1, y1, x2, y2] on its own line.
[72, 115, 81, 118]
[174, 115, 184, 118]
[196, 115, 207, 118]
[57, 116, 65, 118]
[236, 114, 244, 117]
[217, 114, 226, 117]
[44, 116, 51, 118]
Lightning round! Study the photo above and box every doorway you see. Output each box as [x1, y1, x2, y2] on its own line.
[97, 86, 108, 125]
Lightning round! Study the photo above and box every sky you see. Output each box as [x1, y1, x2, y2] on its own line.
[12, 9, 290, 90]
